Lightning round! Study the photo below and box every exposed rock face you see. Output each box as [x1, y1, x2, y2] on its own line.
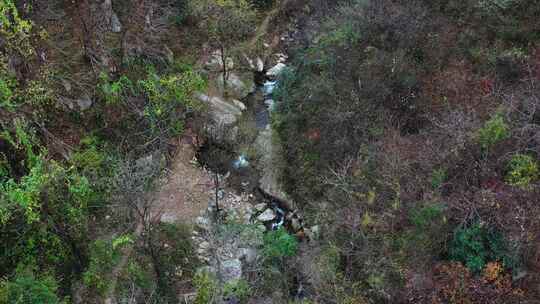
[217, 72, 256, 100]
[255, 128, 295, 209]
[243, 54, 265, 73]
[195, 93, 243, 126]
[206, 49, 234, 72]
[192, 189, 263, 289]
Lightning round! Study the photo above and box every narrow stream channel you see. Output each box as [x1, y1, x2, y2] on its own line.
[196, 68, 297, 232]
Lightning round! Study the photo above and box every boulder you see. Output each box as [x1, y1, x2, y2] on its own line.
[255, 128, 295, 209]
[206, 50, 234, 71]
[254, 203, 267, 212]
[111, 13, 122, 33]
[195, 93, 242, 126]
[237, 248, 257, 264]
[199, 241, 210, 250]
[305, 225, 320, 241]
[232, 99, 247, 111]
[217, 73, 255, 100]
[76, 94, 93, 111]
[256, 57, 265, 72]
[243, 55, 264, 72]
[266, 63, 286, 78]
[257, 209, 276, 222]
[275, 53, 288, 63]
[196, 216, 211, 231]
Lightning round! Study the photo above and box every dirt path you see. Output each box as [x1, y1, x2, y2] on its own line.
[248, 0, 289, 49]
[103, 133, 213, 304]
[153, 133, 214, 224]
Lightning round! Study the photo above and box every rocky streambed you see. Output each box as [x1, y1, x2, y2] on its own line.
[182, 50, 319, 302]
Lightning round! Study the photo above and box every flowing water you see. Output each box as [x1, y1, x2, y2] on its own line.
[197, 70, 294, 231]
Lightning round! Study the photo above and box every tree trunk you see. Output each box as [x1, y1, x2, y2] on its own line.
[220, 45, 228, 97]
[214, 171, 220, 219]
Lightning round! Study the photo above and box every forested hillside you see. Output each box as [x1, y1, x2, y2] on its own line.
[1, 0, 540, 303]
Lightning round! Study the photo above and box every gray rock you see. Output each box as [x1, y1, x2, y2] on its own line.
[266, 63, 286, 78]
[257, 209, 276, 222]
[254, 203, 267, 212]
[291, 218, 302, 231]
[195, 93, 242, 126]
[206, 50, 234, 71]
[232, 99, 247, 111]
[304, 228, 313, 240]
[220, 259, 242, 281]
[160, 213, 178, 223]
[237, 248, 257, 264]
[77, 94, 93, 111]
[218, 73, 255, 100]
[62, 79, 72, 92]
[196, 216, 211, 230]
[255, 128, 295, 209]
[199, 241, 210, 250]
[305, 225, 320, 241]
[111, 13, 122, 33]
[311, 225, 320, 236]
[275, 53, 288, 63]
[256, 57, 264, 72]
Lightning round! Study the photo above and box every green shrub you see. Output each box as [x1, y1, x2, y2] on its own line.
[154, 222, 198, 295]
[263, 227, 298, 259]
[98, 72, 134, 105]
[506, 154, 539, 188]
[223, 279, 251, 303]
[449, 223, 510, 273]
[0, 265, 61, 304]
[0, 0, 33, 56]
[0, 76, 15, 109]
[83, 235, 132, 295]
[477, 114, 510, 150]
[193, 271, 217, 304]
[399, 203, 448, 259]
[250, 0, 274, 9]
[430, 168, 447, 189]
[410, 204, 444, 229]
[0, 153, 8, 182]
